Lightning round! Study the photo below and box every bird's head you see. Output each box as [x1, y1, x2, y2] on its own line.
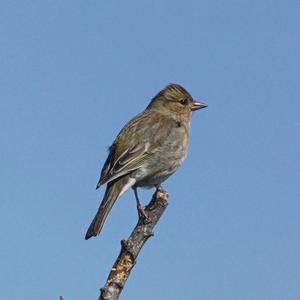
[147, 84, 207, 120]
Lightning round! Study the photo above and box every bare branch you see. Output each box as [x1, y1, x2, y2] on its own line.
[99, 187, 168, 300]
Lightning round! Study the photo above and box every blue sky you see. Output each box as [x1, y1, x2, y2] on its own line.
[1, 1, 299, 299]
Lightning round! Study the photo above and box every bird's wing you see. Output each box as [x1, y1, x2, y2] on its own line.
[96, 110, 174, 188]
[96, 142, 150, 188]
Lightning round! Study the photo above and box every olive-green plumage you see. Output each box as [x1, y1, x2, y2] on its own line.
[85, 84, 207, 240]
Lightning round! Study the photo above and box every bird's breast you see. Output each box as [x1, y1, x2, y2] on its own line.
[134, 122, 190, 188]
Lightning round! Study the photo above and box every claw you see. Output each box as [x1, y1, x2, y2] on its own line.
[137, 204, 150, 222]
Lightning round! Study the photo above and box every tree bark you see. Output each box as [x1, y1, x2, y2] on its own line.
[99, 187, 168, 300]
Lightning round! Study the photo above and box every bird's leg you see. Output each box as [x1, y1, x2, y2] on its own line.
[133, 187, 148, 220]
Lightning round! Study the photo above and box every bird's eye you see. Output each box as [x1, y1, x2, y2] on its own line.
[180, 99, 188, 106]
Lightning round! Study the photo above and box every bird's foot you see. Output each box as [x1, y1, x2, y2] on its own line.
[137, 204, 150, 223]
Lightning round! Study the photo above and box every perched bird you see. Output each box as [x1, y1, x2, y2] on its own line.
[85, 84, 207, 240]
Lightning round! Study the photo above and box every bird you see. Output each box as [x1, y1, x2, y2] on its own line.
[85, 84, 207, 240]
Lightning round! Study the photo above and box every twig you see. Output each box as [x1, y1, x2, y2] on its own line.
[99, 187, 169, 300]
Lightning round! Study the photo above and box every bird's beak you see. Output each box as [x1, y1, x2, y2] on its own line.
[191, 101, 208, 111]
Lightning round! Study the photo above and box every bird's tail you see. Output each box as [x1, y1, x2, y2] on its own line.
[85, 176, 132, 240]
